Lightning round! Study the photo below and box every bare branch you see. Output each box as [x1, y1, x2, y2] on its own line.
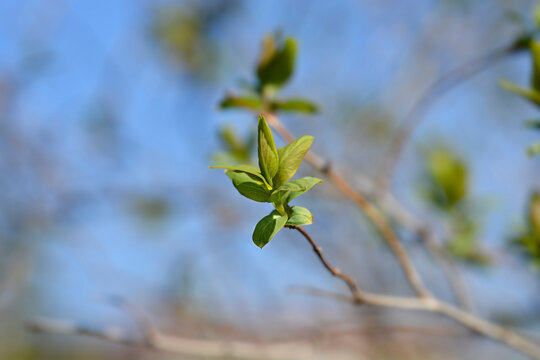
[287, 227, 540, 360]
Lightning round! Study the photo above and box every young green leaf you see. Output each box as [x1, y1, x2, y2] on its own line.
[256, 36, 296, 89]
[220, 95, 263, 111]
[252, 210, 288, 248]
[269, 177, 322, 205]
[225, 170, 271, 202]
[257, 115, 279, 185]
[500, 80, 540, 107]
[286, 206, 313, 226]
[271, 98, 318, 114]
[273, 135, 314, 188]
[209, 164, 270, 188]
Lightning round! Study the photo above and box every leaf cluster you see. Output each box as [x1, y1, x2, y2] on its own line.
[219, 34, 318, 115]
[211, 115, 321, 248]
[421, 147, 488, 265]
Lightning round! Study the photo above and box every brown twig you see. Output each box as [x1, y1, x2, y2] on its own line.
[28, 316, 328, 359]
[286, 227, 540, 360]
[263, 111, 472, 309]
[265, 112, 430, 299]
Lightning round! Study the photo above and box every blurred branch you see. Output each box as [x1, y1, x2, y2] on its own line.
[378, 42, 523, 192]
[286, 226, 540, 360]
[29, 312, 340, 360]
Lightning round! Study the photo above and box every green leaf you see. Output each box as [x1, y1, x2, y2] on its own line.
[257, 115, 279, 185]
[269, 177, 322, 205]
[225, 170, 270, 202]
[500, 80, 540, 107]
[531, 41, 540, 91]
[210, 164, 270, 188]
[527, 142, 540, 156]
[529, 192, 540, 237]
[424, 148, 468, 209]
[256, 36, 296, 89]
[273, 136, 314, 188]
[286, 206, 313, 226]
[220, 95, 262, 111]
[524, 119, 540, 130]
[252, 210, 288, 248]
[271, 98, 318, 114]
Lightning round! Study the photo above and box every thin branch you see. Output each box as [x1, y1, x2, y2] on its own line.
[287, 227, 540, 360]
[263, 111, 471, 309]
[377, 43, 519, 192]
[265, 112, 430, 299]
[28, 317, 328, 360]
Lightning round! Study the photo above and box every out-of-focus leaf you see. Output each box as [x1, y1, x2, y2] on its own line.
[286, 206, 313, 226]
[446, 214, 490, 265]
[225, 170, 270, 202]
[531, 41, 540, 91]
[269, 177, 322, 205]
[273, 136, 313, 188]
[500, 80, 540, 107]
[214, 125, 254, 163]
[210, 164, 270, 188]
[527, 142, 540, 156]
[424, 148, 468, 209]
[529, 192, 540, 236]
[271, 98, 318, 114]
[257, 115, 279, 185]
[256, 36, 296, 89]
[252, 210, 287, 248]
[525, 119, 540, 130]
[220, 95, 263, 111]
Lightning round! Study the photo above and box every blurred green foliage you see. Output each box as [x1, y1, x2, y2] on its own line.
[511, 192, 540, 267]
[421, 147, 489, 265]
[211, 125, 256, 165]
[219, 33, 318, 115]
[152, 1, 240, 80]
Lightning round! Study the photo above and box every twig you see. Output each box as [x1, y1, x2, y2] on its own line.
[265, 112, 430, 299]
[263, 111, 472, 309]
[286, 226, 540, 360]
[28, 317, 329, 360]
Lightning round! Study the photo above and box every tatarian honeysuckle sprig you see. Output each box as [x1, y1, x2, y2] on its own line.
[219, 33, 318, 115]
[210, 115, 321, 248]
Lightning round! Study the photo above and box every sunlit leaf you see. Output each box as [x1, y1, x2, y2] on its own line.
[500, 80, 540, 107]
[257, 115, 279, 185]
[210, 164, 270, 188]
[286, 206, 313, 226]
[220, 95, 263, 111]
[252, 210, 288, 248]
[256, 36, 296, 89]
[269, 177, 322, 205]
[225, 170, 271, 202]
[273, 136, 313, 188]
[271, 98, 318, 114]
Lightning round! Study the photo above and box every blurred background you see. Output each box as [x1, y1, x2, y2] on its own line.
[1, 0, 540, 359]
